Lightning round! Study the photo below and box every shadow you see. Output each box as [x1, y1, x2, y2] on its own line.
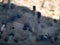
[0, 3, 60, 45]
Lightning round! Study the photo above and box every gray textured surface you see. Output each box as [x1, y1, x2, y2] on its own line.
[0, 3, 60, 45]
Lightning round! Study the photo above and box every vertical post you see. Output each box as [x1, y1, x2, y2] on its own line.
[8, 0, 11, 9]
[8, 32, 14, 43]
[28, 30, 32, 42]
[33, 6, 36, 11]
[37, 12, 41, 23]
[8, 36, 13, 43]
[33, 5, 36, 16]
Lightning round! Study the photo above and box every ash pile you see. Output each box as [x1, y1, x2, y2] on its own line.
[0, 3, 60, 45]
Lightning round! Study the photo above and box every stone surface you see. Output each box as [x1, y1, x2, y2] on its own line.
[0, 0, 60, 45]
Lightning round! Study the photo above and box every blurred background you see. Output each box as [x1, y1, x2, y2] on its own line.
[0, 0, 60, 45]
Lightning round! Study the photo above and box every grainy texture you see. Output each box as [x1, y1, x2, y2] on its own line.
[10, 0, 60, 19]
[0, 0, 60, 19]
[0, 0, 60, 45]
